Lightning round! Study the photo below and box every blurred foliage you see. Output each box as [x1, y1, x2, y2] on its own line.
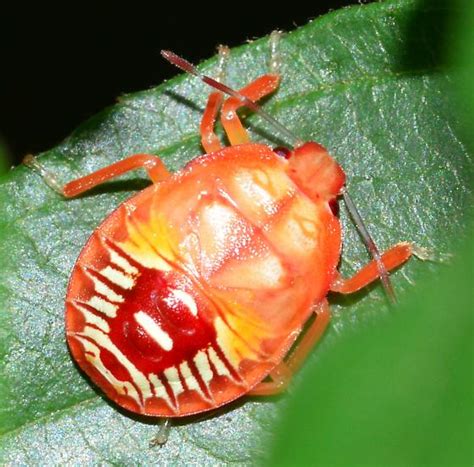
[452, 0, 474, 152]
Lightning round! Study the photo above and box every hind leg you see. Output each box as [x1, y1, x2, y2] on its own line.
[248, 299, 331, 396]
[23, 153, 170, 197]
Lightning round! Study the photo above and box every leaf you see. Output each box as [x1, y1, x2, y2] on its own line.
[0, 0, 472, 464]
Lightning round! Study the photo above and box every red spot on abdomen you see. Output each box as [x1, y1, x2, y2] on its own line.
[108, 266, 216, 375]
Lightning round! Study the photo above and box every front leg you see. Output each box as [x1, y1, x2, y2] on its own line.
[200, 45, 229, 154]
[331, 242, 412, 294]
[220, 30, 282, 146]
[221, 74, 281, 146]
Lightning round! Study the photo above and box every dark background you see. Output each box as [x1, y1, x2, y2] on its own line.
[1, 3, 363, 165]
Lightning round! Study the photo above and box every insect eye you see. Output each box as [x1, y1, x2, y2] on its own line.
[273, 146, 291, 159]
[329, 199, 339, 216]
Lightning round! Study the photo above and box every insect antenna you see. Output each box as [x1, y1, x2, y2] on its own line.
[342, 188, 396, 304]
[161, 50, 302, 147]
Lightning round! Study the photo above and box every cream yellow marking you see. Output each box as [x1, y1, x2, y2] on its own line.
[267, 195, 320, 259]
[212, 291, 271, 362]
[202, 203, 236, 244]
[179, 233, 201, 277]
[286, 218, 317, 249]
[179, 361, 205, 399]
[207, 347, 230, 378]
[83, 268, 124, 303]
[167, 289, 198, 316]
[87, 296, 118, 318]
[101, 265, 135, 289]
[213, 313, 268, 372]
[253, 168, 271, 186]
[234, 169, 283, 216]
[236, 169, 275, 211]
[301, 219, 317, 235]
[193, 350, 214, 388]
[285, 195, 319, 246]
[134, 311, 173, 351]
[118, 211, 176, 271]
[149, 373, 175, 410]
[197, 202, 245, 272]
[214, 317, 240, 370]
[163, 366, 184, 398]
[72, 334, 141, 407]
[212, 252, 285, 290]
[106, 245, 139, 275]
[73, 303, 110, 333]
[77, 325, 153, 401]
[256, 255, 284, 287]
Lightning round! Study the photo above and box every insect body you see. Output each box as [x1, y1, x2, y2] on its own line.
[26, 37, 412, 417]
[66, 140, 348, 416]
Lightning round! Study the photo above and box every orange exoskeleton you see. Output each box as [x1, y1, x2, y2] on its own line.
[25, 33, 412, 420]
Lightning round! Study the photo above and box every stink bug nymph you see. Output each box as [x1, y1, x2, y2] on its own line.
[25, 33, 412, 420]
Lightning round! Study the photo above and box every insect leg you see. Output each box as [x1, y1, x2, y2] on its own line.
[23, 154, 65, 194]
[248, 300, 330, 396]
[247, 361, 293, 396]
[200, 92, 224, 153]
[149, 418, 171, 447]
[221, 74, 280, 146]
[330, 242, 412, 294]
[24, 153, 170, 198]
[220, 31, 282, 146]
[163, 31, 301, 148]
[200, 46, 229, 153]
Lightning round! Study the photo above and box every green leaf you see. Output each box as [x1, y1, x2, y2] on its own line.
[0, 0, 472, 464]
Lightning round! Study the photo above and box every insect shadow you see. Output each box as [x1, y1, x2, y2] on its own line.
[245, 119, 288, 148]
[164, 89, 288, 149]
[163, 89, 203, 115]
[329, 280, 377, 308]
[64, 178, 151, 199]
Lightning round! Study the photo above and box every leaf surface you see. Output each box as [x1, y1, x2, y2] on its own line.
[0, 0, 472, 464]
